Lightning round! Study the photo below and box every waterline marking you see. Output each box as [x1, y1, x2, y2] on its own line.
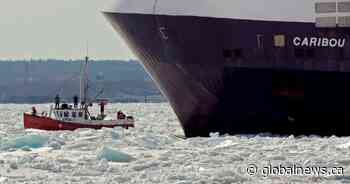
[246, 164, 344, 177]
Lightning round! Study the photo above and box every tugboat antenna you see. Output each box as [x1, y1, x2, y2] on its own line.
[86, 41, 89, 60]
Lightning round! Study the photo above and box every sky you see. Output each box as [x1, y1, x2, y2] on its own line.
[0, 0, 135, 60]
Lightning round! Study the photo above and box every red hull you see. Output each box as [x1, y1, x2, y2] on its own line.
[23, 113, 134, 131]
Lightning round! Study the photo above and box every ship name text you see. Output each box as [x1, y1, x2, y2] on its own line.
[293, 37, 346, 48]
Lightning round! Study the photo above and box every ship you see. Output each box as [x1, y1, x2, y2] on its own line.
[24, 55, 135, 131]
[103, 0, 350, 137]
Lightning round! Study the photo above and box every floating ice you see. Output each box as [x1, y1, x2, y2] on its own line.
[209, 132, 220, 138]
[97, 147, 134, 163]
[214, 140, 237, 149]
[0, 177, 8, 183]
[47, 137, 65, 150]
[1, 103, 350, 183]
[9, 162, 18, 170]
[336, 141, 350, 149]
[1, 134, 49, 150]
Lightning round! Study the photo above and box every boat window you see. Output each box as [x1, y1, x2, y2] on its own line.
[78, 112, 83, 118]
[64, 111, 69, 117]
[274, 35, 285, 47]
[315, 2, 336, 13]
[72, 112, 77, 118]
[338, 16, 350, 27]
[316, 17, 337, 28]
[59, 112, 63, 117]
[338, 2, 350, 12]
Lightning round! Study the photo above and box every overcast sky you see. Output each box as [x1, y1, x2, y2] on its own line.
[0, 0, 135, 60]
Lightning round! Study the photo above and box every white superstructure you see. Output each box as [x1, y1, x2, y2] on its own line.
[104, 0, 350, 24]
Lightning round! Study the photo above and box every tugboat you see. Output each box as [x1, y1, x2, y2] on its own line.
[23, 55, 135, 131]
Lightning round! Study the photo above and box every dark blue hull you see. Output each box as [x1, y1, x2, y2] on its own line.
[104, 13, 350, 137]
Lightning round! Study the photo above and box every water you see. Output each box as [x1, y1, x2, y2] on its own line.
[0, 103, 350, 183]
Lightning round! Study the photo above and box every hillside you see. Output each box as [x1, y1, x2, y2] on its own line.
[0, 60, 164, 103]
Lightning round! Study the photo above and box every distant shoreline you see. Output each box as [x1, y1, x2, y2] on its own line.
[0, 59, 138, 62]
[0, 59, 163, 103]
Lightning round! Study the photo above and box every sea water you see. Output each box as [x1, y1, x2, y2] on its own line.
[0, 103, 350, 184]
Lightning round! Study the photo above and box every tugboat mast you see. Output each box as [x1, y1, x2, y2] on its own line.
[80, 44, 89, 109]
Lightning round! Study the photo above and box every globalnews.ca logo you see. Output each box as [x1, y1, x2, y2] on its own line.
[247, 164, 344, 177]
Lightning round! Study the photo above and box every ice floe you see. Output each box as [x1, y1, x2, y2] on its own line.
[97, 147, 134, 163]
[1, 134, 49, 151]
[0, 103, 349, 184]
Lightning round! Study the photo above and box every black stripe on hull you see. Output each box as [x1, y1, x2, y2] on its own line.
[104, 13, 350, 137]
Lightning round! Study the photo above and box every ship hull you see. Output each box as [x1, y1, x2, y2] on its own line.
[104, 12, 350, 137]
[23, 113, 134, 131]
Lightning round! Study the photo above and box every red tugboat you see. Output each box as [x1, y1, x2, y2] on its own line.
[23, 56, 135, 131]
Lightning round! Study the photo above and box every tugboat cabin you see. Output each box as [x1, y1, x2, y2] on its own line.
[53, 106, 87, 122]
